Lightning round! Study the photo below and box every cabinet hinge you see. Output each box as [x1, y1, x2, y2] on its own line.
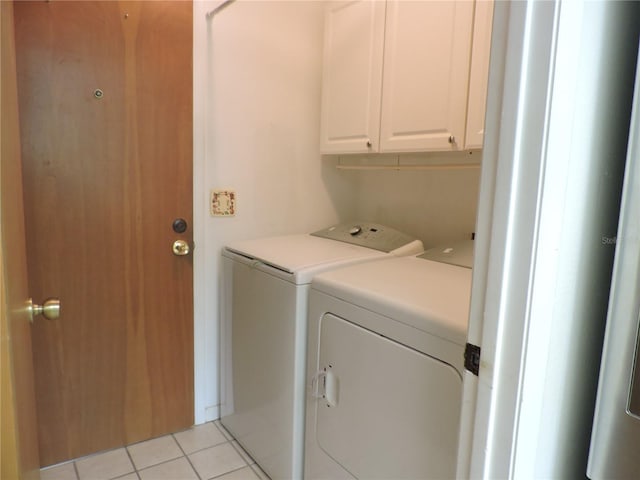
[464, 343, 481, 376]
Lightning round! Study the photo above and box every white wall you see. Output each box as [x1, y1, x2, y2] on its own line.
[192, 0, 482, 423]
[346, 155, 481, 248]
[193, 0, 356, 423]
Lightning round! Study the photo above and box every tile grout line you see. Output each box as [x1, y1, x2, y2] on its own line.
[228, 440, 255, 466]
[44, 421, 248, 480]
[134, 453, 195, 479]
[213, 420, 234, 442]
[171, 431, 204, 480]
[123, 444, 138, 478]
[172, 428, 229, 457]
[110, 469, 140, 480]
[214, 421, 247, 462]
[213, 420, 262, 474]
[209, 464, 256, 480]
[249, 464, 259, 479]
[252, 462, 272, 480]
[212, 420, 260, 479]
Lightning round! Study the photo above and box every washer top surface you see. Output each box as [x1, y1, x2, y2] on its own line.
[311, 255, 472, 347]
[224, 234, 389, 284]
[223, 222, 423, 285]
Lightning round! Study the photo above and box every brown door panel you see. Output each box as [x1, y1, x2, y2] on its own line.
[14, 1, 193, 466]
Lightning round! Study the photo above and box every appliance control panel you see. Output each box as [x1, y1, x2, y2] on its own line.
[311, 222, 423, 254]
[419, 239, 474, 269]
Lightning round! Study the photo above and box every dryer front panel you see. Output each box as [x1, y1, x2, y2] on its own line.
[313, 313, 462, 479]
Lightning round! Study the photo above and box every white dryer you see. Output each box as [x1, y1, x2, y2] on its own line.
[304, 241, 473, 480]
[219, 222, 423, 480]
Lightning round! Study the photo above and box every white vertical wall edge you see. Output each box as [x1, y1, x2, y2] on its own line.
[193, 0, 205, 424]
[464, 1, 559, 478]
[193, 0, 226, 424]
[466, 0, 640, 478]
[513, 3, 640, 477]
[456, 2, 509, 476]
[510, 2, 580, 476]
[192, 0, 341, 424]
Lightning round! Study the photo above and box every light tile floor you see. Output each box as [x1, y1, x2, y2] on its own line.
[40, 421, 270, 480]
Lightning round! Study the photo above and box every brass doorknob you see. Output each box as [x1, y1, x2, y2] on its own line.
[172, 239, 190, 256]
[28, 297, 60, 323]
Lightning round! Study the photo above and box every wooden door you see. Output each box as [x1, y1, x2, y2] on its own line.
[13, 1, 194, 466]
[1, 1, 41, 479]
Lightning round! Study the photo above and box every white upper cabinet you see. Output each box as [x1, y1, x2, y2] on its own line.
[319, 1, 386, 154]
[465, 0, 494, 149]
[320, 0, 493, 154]
[380, 0, 473, 152]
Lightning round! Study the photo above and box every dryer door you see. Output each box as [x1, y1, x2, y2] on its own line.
[314, 313, 463, 479]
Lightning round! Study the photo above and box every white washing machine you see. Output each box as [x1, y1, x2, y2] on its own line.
[219, 222, 423, 480]
[304, 241, 473, 480]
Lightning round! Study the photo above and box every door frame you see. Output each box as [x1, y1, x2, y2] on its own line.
[462, 1, 640, 478]
[1, 1, 41, 477]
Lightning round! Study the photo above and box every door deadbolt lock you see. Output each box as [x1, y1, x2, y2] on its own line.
[28, 297, 61, 324]
[172, 218, 188, 234]
[172, 239, 191, 256]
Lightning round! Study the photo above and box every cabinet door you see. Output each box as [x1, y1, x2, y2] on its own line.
[319, 1, 386, 154]
[380, 0, 474, 152]
[465, 0, 494, 149]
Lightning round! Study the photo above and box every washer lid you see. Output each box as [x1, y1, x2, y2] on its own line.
[223, 234, 388, 284]
[311, 255, 472, 346]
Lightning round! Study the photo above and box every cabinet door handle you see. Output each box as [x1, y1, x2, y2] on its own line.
[448, 135, 456, 144]
[366, 139, 372, 148]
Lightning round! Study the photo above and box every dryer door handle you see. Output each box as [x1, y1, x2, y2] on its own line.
[311, 370, 325, 399]
[311, 367, 338, 407]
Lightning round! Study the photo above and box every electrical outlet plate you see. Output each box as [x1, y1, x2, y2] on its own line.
[210, 189, 236, 217]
